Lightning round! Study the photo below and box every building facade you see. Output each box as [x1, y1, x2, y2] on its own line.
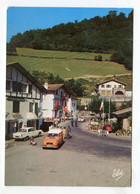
[43, 83, 71, 121]
[6, 62, 46, 137]
[96, 79, 131, 102]
[67, 96, 77, 118]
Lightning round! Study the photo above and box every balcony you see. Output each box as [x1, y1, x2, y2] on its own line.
[61, 96, 66, 100]
[54, 105, 63, 111]
[101, 95, 132, 102]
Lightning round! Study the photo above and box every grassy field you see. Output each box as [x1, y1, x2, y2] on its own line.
[7, 48, 131, 79]
[16, 48, 111, 60]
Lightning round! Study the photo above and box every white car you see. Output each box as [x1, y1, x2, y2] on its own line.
[78, 117, 85, 122]
[12, 127, 43, 141]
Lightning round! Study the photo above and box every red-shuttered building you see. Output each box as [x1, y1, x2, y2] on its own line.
[42, 83, 74, 121]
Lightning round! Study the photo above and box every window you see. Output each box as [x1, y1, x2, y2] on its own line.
[107, 91, 111, 96]
[13, 101, 20, 113]
[18, 83, 22, 92]
[101, 91, 105, 95]
[22, 84, 27, 93]
[35, 103, 38, 116]
[106, 85, 111, 88]
[29, 102, 34, 112]
[28, 84, 32, 94]
[6, 81, 11, 91]
[101, 85, 105, 88]
[12, 81, 17, 92]
[118, 85, 122, 88]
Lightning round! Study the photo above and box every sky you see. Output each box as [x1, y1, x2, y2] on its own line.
[7, 7, 132, 43]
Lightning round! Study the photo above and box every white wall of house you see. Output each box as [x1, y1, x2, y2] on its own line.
[67, 98, 77, 118]
[42, 84, 72, 120]
[125, 91, 132, 97]
[42, 93, 55, 118]
[6, 64, 44, 136]
[98, 81, 125, 96]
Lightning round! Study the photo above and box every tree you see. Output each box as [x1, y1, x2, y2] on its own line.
[65, 78, 85, 97]
[10, 33, 25, 48]
[7, 43, 16, 53]
[110, 41, 133, 70]
[89, 95, 116, 114]
[7, 10, 133, 54]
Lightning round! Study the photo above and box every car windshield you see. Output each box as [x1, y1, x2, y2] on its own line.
[47, 133, 58, 137]
[18, 128, 27, 132]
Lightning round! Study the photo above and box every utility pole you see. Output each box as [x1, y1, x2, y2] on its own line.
[109, 96, 110, 123]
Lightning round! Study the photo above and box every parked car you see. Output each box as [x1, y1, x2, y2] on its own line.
[103, 123, 112, 132]
[78, 117, 85, 122]
[40, 122, 53, 132]
[42, 128, 63, 149]
[12, 127, 43, 141]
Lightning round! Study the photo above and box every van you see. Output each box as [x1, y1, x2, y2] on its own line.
[103, 123, 112, 132]
[42, 128, 63, 149]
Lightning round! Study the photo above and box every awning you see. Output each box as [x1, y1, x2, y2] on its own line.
[9, 114, 23, 121]
[64, 108, 70, 114]
[113, 107, 132, 118]
[26, 113, 38, 120]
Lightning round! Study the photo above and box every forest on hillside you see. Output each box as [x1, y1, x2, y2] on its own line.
[7, 10, 133, 70]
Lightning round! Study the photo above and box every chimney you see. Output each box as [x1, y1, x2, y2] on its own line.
[44, 82, 48, 90]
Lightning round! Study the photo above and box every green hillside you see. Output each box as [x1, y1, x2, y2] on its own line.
[7, 48, 131, 79]
[16, 48, 111, 60]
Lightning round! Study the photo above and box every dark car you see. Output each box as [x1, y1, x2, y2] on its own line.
[40, 122, 53, 132]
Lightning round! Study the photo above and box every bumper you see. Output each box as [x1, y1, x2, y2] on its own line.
[13, 137, 25, 140]
[42, 145, 58, 149]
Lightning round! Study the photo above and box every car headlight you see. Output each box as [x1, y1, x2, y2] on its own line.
[53, 142, 57, 146]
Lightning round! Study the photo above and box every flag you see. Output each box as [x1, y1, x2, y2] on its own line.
[99, 98, 104, 111]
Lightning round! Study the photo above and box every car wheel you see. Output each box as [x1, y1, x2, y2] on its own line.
[38, 132, 41, 137]
[24, 136, 29, 141]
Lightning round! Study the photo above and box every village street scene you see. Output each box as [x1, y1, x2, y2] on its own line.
[5, 7, 132, 187]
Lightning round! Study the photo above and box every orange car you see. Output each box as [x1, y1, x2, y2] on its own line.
[42, 128, 63, 149]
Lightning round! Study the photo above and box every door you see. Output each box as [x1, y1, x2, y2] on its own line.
[28, 128, 34, 137]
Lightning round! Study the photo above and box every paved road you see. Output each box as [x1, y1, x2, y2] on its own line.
[5, 121, 131, 186]
[60, 122, 131, 160]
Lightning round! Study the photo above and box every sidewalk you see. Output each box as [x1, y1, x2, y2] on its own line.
[79, 122, 131, 140]
[5, 139, 16, 149]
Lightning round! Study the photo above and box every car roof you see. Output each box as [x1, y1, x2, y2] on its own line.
[20, 127, 34, 129]
[48, 128, 62, 134]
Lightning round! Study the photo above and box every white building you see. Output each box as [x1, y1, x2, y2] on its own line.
[67, 96, 77, 118]
[96, 79, 131, 102]
[42, 83, 71, 120]
[6, 62, 47, 137]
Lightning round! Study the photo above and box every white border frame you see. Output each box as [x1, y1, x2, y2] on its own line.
[1, 0, 140, 194]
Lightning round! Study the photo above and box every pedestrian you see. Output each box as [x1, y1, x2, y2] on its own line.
[75, 119, 78, 127]
[98, 128, 101, 135]
[71, 119, 74, 127]
[62, 127, 66, 139]
[106, 131, 109, 136]
[67, 125, 71, 139]
[30, 136, 37, 145]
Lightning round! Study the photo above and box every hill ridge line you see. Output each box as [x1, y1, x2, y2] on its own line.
[9, 54, 109, 62]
